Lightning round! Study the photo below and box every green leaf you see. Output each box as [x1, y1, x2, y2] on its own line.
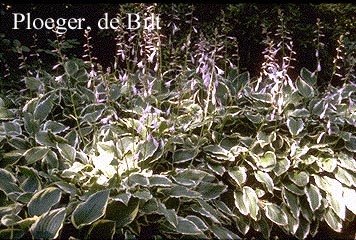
[327, 194, 346, 220]
[193, 199, 221, 224]
[273, 157, 290, 176]
[8, 137, 30, 150]
[24, 147, 49, 165]
[231, 70, 249, 93]
[287, 118, 304, 136]
[166, 185, 201, 198]
[0, 229, 25, 239]
[300, 67, 317, 86]
[318, 157, 337, 172]
[87, 220, 116, 240]
[335, 167, 353, 187]
[158, 203, 178, 228]
[105, 198, 139, 228]
[132, 189, 152, 201]
[3, 121, 22, 136]
[0, 169, 21, 194]
[288, 171, 309, 187]
[265, 203, 288, 226]
[210, 225, 241, 240]
[0, 107, 14, 120]
[25, 77, 43, 91]
[203, 145, 235, 161]
[282, 188, 300, 219]
[137, 138, 159, 162]
[243, 186, 259, 221]
[228, 166, 247, 187]
[65, 60, 79, 76]
[30, 208, 66, 239]
[289, 108, 310, 118]
[250, 93, 272, 103]
[34, 93, 57, 123]
[234, 191, 249, 216]
[72, 190, 110, 228]
[57, 143, 76, 162]
[295, 216, 310, 240]
[18, 166, 41, 193]
[283, 182, 305, 196]
[1, 214, 22, 227]
[296, 76, 314, 98]
[207, 162, 226, 176]
[28, 187, 61, 217]
[345, 136, 356, 153]
[305, 184, 321, 212]
[257, 151, 276, 172]
[173, 149, 197, 163]
[324, 208, 342, 232]
[112, 192, 131, 206]
[186, 215, 208, 231]
[149, 175, 172, 187]
[176, 217, 204, 235]
[173, 169, 214, 187]
[255, 171, 274, 194]
[127, 173, 149, 187]
[43, 121, 69, 134]
[195, 181, 227, 200]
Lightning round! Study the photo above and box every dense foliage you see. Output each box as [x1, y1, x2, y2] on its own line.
[0, 3, 356, 240]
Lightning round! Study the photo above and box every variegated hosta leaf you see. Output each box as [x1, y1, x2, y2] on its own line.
[264, 203, 288, 226]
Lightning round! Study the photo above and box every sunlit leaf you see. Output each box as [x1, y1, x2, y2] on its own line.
[343, 188, 356, 215]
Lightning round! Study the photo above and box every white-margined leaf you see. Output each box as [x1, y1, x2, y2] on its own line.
[257, 151, 276, 172]
[228, 166, 247, 187]
[87, 220, 116, 240]
[71, 190, 110, 228]
[288, 171, 309, 187]
[30, 208, 66, 239]
[265, 203, 288, 226]
[296, 76, 314, 98]
[210, 225, 241, 240]
[305, 184, 321, 212]
[105, 197, 139, 228]
[56, 143, 76, 162]
[255, 171, 274, 194]
[24, 147, 49, 165]
[173, 148, 197, 164]
[287, 118, 304, 136]
[324, 208, 342, 232]
[28, 187, 61, 217]
[176, 217, 204, 235]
